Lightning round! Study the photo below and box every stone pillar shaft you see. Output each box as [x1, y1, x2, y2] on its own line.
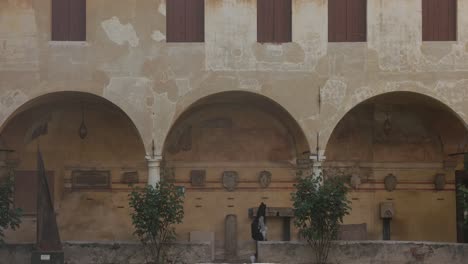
[146, 155, 162, 186]
[310, 154, 326, 179]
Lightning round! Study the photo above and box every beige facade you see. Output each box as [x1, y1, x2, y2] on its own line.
[2, 0, 468, 260]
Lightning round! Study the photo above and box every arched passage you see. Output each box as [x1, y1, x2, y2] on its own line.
[324, 91, 468, 242]
[162, 91, 310, 259]
[1, 92, 147, 242]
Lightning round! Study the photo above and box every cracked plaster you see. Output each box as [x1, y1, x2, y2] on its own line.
[1, 0, 468, 155]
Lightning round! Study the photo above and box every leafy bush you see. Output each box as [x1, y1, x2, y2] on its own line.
[292, 173, 351, 264]
[0, 174, 22, 243]
[459, 185, 468, 226]
[129, 181, 184, 264]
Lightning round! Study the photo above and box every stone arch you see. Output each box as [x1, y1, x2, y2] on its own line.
[156, 89, 314, 155]
[324, 91, 468, 242]
[1, 91, 147, 242]
[321, 87, 468, 151]
[0, 90, 152, 154]
[160, 90, 311, 258]
[162, 90, 311, 158]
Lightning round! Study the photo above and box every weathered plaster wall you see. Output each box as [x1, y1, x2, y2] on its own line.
[325, 95, 466, 242]
[2, 0, 468, 260]
[2, 0, 468, 152]
[164, 100, 308, 259]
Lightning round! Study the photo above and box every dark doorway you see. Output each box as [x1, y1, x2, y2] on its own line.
[456, 170, 468, 243]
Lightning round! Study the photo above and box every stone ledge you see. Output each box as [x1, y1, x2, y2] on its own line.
[0, 241, 211, 264]
[258, 241, 468, 264]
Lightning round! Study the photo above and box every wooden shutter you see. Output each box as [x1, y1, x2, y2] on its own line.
[69, 0, 86, 41]
[329, 0, 366, 42]
[167, 0, 187, 42]
[14, 171, 54, 215]
[185, 0, 205, 42]
[346, 0, 366, 41]
[52, 0, 70, 41]
[257, 0, 275, 43]
[329, 0, 347, 42]
[274, 0, 292, 43]
[422, 0, 456, 41]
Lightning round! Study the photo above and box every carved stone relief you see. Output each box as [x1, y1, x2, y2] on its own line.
[222, 171, 238, 192]
[191, 170, 206, 187]
[258, 171, 272, 188]
[384, 174, 397, 192]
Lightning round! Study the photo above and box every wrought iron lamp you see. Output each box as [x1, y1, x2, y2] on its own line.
[79, 102, 88, 139]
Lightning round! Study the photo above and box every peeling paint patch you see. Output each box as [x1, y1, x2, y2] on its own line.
[101, 17, 139, 48]
[239, 79, 261, 91]
[158, 2, 166, 16]
[175, 78, 190, 97]
[322, 80, 347, 107]
[151, 30, 166, 42]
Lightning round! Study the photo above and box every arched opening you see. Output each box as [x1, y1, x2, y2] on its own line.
[2, 92, 147, 242]
[325, 91, 468, 242]
[162, 91, 310, 259]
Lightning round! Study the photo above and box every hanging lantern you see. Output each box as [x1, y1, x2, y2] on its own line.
[79, 102, 88, 140]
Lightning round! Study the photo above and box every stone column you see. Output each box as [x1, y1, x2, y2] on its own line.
[310, 154, 326, 179]
[146, 155, 162, 186]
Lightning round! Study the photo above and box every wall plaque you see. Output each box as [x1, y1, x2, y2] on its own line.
[258, 171, 272, 188]
[384, 174, 397, 192]
[222, 171, 238, 192]
[191, 170, 206, 186]
[71, 170, 111, 189]
[121, 171, 139, 184]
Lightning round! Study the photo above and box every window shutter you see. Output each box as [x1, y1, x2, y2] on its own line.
[423, 0, 456, 41]
[422, 0, 433, 40]
[328, 0, 348, 42]
[443, 0, 456, 40]
[69, 0, 86, 41]
[273, 0, 292, 43]
[346, 0, 366, 42]
[167, 0, 187, 42]
[52, 0, 70, 41]
[185, 0, 205, 42]
[257, 0, 275, 43]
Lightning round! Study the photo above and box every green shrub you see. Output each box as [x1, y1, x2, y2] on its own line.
[129, 181, 184, 264]
[0, 174, 22, 243]
[292, 174, 351, 264]
[459, 185, 468, 226]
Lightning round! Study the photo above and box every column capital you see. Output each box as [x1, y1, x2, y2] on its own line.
[146, 155, 162, 163]
[309, 154, 326, 163]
